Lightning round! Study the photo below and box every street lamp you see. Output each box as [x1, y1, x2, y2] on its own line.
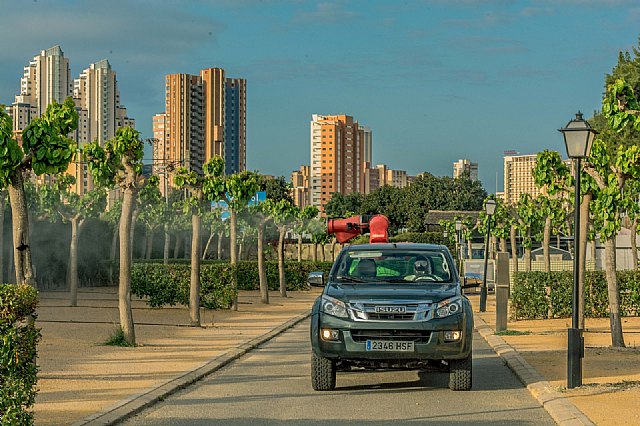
[558, 111, 598, 389]
[455, 220, 463, 273]
[480, 198, 497, 312]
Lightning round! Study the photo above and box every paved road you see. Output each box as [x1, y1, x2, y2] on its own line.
[123, 320, 555, 425]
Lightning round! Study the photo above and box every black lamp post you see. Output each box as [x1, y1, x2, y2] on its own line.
[480, 198, 497, 312]
[558, 111, 598, 389]
[455, 220, 463, 273]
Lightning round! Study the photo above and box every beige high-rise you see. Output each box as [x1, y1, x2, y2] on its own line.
[291, 165, 310, 208]
[201, 68, 225, 161]
[503, 154, 540, 205]
[309, 114, 366, 213]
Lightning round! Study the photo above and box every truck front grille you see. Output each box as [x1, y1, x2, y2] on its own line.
[351, 330, 432, 343]
[366, 313, 415, 321]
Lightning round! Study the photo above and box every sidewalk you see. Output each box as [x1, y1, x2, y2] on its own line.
[34, 287, 321, 425]
[33, 287, 640, 426]
[469, 292, 640, 426]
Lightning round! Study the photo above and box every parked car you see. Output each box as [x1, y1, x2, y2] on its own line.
[308, 243, 473, 391]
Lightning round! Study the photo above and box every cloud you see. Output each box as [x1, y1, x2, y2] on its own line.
[292, 2, 357, 24]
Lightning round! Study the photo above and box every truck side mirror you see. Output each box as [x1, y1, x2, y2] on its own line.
[307, 271, 325, 287]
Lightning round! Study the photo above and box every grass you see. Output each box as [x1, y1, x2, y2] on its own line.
[102, 326, 136, 347]
[494, 329, 532, 336]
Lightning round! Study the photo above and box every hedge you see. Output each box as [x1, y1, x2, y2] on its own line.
[0, 284, 40, 426]
[131, 261, 334, 308]
[511, 270, 640, 320]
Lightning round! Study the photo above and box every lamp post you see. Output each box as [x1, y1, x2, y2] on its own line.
[558, 111, 598, 389]
[455, 220, 463, 274]
[480, 198, 497, 312]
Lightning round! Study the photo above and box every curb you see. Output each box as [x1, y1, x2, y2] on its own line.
[73, 311, 311, 426]
[474, 314, 595, 426]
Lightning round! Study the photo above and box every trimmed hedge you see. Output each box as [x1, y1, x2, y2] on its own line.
[131, 261, 334, 308]
[511, 270, 640, 320]
[0, 284, 40, 426]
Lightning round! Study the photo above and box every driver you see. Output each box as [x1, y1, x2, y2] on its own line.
[413, 259, 431, 276]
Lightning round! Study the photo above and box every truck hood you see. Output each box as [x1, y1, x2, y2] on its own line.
[325, 283, 459, 304]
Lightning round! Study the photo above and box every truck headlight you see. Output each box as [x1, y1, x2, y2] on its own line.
[435, 296, 463, 318]
[321, 295, 348, 319]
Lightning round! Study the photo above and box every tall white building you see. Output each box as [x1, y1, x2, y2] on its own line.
[10, 45, 73, 133]
[503, 154, 539, 205]
[453, 159, 478, 181]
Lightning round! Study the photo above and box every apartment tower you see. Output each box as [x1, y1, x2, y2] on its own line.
[453, 159, 479, 181]
[224, 78, 246, 175]
[309, 114, 364, 213]
[291, 165, 310, 208]
[503, 154, 540, 205]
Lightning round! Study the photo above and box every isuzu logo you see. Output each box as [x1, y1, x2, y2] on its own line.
[375, 306, 406, 313]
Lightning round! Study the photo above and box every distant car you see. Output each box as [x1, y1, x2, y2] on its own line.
[308, 243, 473, 392]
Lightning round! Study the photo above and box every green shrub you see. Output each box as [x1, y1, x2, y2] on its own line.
[131, 261, 334, 308]
[0, 284, 40, 426]
[103, 326, 135, 347]
[511, 270, 640, 320]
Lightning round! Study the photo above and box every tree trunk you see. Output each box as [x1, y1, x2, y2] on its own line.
[604, 238, 625, 347]
[278, 226, 287, 298]
[297, 235, 303, 262]
[331, 238, 338, 261]
[312, 243, 318, 262]
[119, 186, 136, 345]
[163, 224, 170, 265]
[500, 238, 506, 252]
[130, 208, 140, 260]
[184, 231, 190, 259]
[578, 193, 591, 329]
[230, 209, 239, 311]
[68, 216, 82, 306]
[0, 190, 4, 283]
[510, 225, 518, 273]
[217, 231, 223, 260]
[238, 241, 244, 261]
[8, 171, 35, 286]
[543, 216, 551, 272]
[203, 231, 215, 260]
[173, 232, 181, 259]
[524, 247, 531, 272]
[631, 218, 638, 271]
[257, 223, 268, 304]
[146, 228, 154, 260]
[109, 225, 118, 285]
[467, 239, 473, 259]
[190, 213, 201, 326]
[320, 245, 326, 262]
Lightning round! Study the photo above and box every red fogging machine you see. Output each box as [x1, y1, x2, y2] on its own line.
[327, 214, 390, 244]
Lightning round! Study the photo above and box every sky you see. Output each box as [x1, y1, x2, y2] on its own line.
[1, 0, 639, 194]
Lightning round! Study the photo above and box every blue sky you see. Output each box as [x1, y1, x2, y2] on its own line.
[1, 0, 639, 193]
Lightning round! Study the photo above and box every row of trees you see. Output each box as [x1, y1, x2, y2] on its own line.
[0, 100, 332, 346]
[439, 40, 640, 349]
[324, 171, 487, 232]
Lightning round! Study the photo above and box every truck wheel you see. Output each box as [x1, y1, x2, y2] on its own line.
[449, 354, 472, 391]
[311, 353, 336, 391]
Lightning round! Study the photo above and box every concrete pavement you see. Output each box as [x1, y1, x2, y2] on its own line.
[33, 287, 639, 425]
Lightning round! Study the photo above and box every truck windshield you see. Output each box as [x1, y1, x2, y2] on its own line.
[333, 249, 455, 284]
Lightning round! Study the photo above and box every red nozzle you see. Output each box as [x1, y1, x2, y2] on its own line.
[369, 215, 389, 244]
[327, 215, 362, 243]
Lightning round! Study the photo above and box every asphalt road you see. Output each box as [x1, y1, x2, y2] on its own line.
[123, 320, 555, 425]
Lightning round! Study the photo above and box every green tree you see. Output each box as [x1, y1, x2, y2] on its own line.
[40, 174, 106, 306]
[361, 185, 405, 233]
[137, 176, 166, 260]
[259, 175, 293, 204]
[84, 126, 144, 345]
[0, 99, 78, 286]
[266, 199, 297, 297]
[324, 192, 364, 218]
[293, 205, 319, 261]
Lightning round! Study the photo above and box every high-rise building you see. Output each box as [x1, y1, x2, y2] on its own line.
[9, 45, 72, 134]
[157, 68, 246, 190]
[164, 73, 205, 180]
[8, 46, 134, 196]
[201, 68, 225, 162]
[291, 165, 310, 208]
[71, 59, 134, 195]
[309, 114, 365, 213]
[453, 159, 478, 181]
[224, 78, 246, 175]
[503, 154, 539, 205]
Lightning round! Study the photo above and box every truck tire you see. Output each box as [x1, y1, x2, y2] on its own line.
[449, 354, 472, 391]
[311, 353, 336, 391]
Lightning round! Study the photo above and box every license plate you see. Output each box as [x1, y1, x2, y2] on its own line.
[365, 340, 414, 352]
